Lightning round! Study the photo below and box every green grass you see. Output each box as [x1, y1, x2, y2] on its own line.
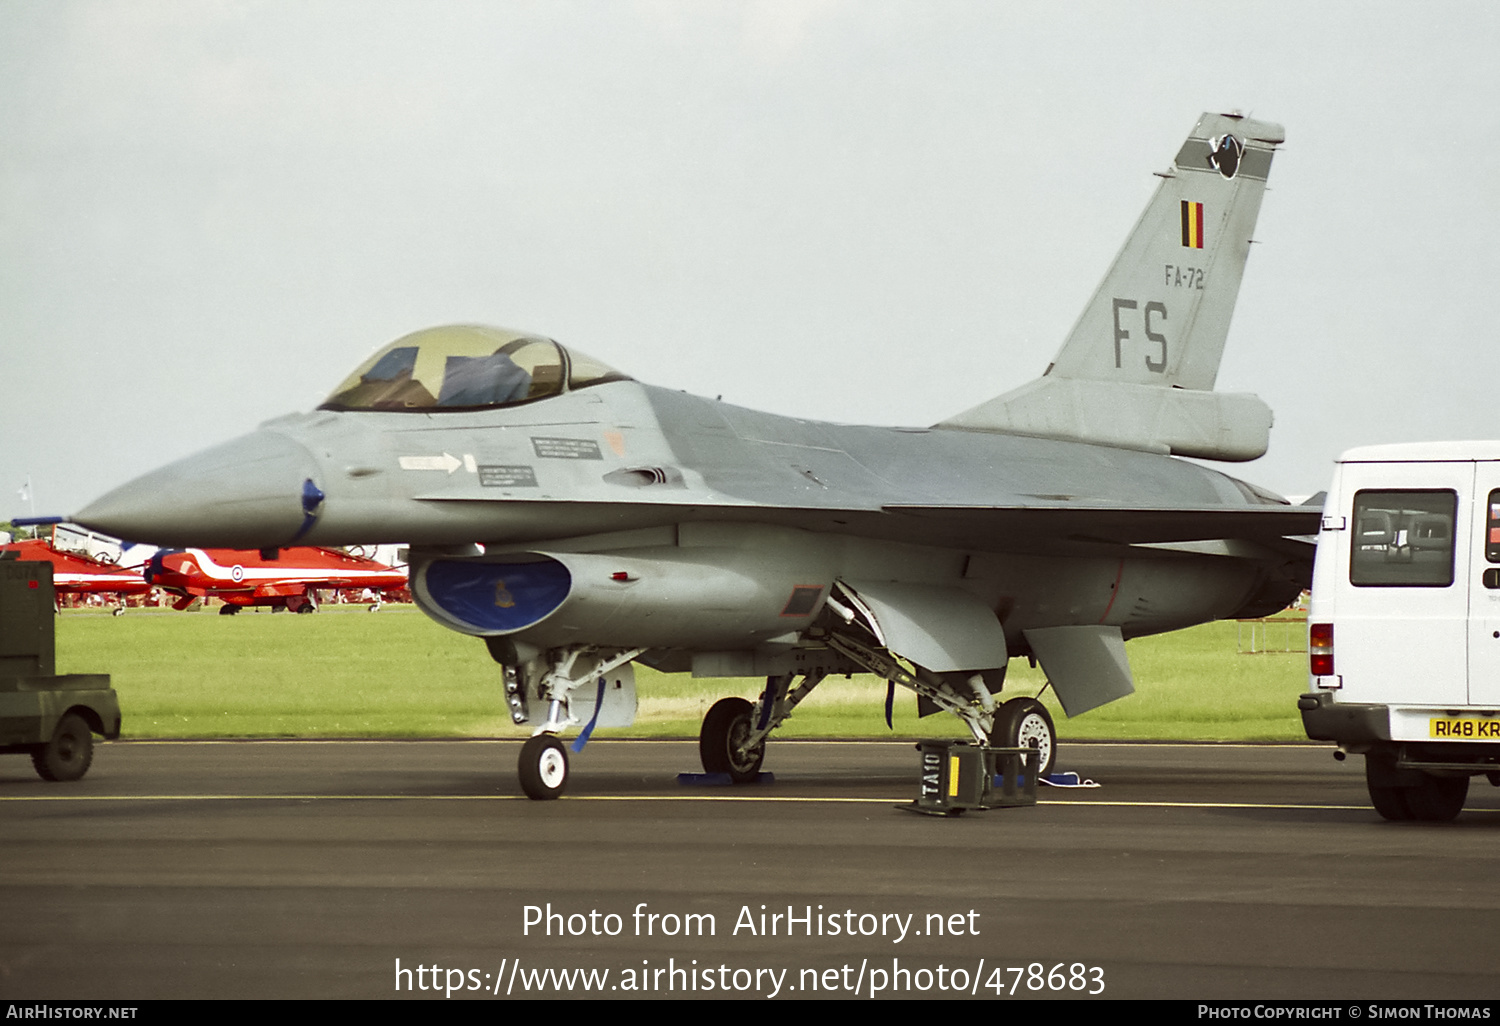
[54, 604, 1311, 741]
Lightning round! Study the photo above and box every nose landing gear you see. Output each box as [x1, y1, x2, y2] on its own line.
[518, 734, 570, 800]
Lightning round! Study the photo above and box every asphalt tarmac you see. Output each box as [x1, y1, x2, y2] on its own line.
[2, 738, 1498, 1001]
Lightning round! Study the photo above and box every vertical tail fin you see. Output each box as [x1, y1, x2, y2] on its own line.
[939, 112, 1285, 461]
[1049, 111, 1283, 390]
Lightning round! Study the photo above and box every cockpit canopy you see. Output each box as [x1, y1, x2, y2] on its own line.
[320, 325, 631, 412]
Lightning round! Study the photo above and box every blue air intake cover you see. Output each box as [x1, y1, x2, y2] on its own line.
[423, 558, 571, 633]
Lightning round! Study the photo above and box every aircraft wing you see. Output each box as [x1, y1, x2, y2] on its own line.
[879, 503, 1321, 549]
[418, 495, 1318, 558]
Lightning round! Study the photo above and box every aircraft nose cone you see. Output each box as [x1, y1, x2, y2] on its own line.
[75, 430, 321, 547]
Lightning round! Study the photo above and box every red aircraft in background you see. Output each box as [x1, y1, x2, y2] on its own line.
[143, 546, 408, 614]
[0, 537, 150, 612]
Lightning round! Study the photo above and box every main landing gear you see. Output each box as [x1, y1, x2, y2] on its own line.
[699, 697, 765, 782]
[991, 697, 1057, 779]
[692, 634, 1058, 785]
[824, 630, 1058, 780]
[697, 672, 826, 781]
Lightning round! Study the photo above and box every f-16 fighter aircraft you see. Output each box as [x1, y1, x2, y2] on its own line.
[142, 546, 408, 614]
[76, 112, 1317, 799]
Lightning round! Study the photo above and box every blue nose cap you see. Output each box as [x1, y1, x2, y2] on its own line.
[295, 478, 325, 540]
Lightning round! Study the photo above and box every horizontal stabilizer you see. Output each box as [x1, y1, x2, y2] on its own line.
[938, 377, 1272, 461]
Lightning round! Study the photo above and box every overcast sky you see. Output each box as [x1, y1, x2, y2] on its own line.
[4, 1, 1498, 519]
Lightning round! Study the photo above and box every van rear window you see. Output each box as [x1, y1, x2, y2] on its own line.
[1349, 490, 1456, 587]
[1486, 489, 1500, 564]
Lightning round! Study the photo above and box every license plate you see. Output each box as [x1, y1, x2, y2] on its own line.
[1429, 717, 1500, 739]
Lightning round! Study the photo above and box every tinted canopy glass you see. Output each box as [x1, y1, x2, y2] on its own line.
[321, 325, 629, 412]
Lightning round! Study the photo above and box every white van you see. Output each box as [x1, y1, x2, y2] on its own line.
[1300, 442, 1500, 821]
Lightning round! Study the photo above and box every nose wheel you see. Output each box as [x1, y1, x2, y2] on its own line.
[519, 734, 569, 800]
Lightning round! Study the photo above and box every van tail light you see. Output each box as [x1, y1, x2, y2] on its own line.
[1309, 622, 1334, 676]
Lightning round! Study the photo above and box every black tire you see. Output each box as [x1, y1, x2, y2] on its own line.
[1364, 754, 1412, 820]
[699, 697, 764, 782]
[1405, 773, 1469, 822]
[1366, 782, 1412, 821]
[218, 604, 239, 616]
[518, 734, 568, 800]
[31, 713, 95, 782]
[993, 697, 1056, 779]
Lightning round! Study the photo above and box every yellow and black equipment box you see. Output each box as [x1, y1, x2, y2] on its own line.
[905, 739, 1039, 816]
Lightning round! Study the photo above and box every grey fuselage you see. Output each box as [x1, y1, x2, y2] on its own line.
[77, 378, 1312, 663]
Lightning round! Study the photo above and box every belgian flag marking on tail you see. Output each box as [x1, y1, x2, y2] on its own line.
[1180, 200, 1204, 249]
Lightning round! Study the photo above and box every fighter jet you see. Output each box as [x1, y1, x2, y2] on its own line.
[141, 545, 408, 614]
[0, 534, 149, 612]
[76, 112, 1317, 799]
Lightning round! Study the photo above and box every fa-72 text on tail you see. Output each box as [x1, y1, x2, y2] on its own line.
[77, 112, 1317, 798]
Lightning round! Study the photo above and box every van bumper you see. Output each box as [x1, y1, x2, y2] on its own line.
[1298, 692, 1389, 744]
